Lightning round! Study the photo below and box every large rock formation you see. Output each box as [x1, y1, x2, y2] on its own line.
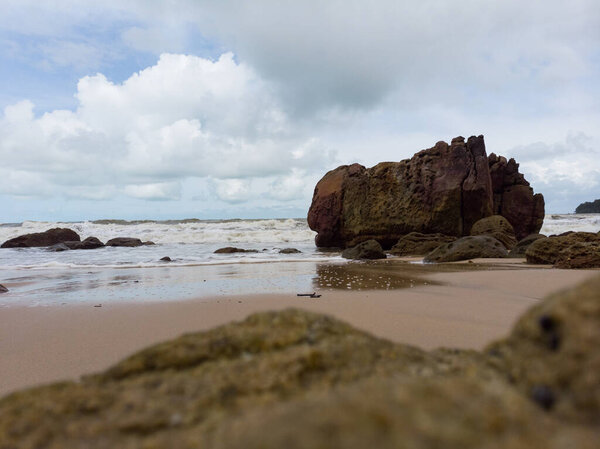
[1, 228, 80, 248]
[1, 276, 600, 448]
[308, 135, 544, 248]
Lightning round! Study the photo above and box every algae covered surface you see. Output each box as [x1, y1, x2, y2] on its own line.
[1, 275, 600, 448]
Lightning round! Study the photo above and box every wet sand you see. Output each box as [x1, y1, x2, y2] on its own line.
[1, 262, 598, 397]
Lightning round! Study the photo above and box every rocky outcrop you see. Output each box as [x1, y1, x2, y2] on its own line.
[469, 215, 517, 249]
[214, 247, 259, 254]
[575, 199, 600, 213]
[488, 154, 545, 240]
[424, 235, 508, 262]
[105, 237, 144, 247]
[389, 232, 456, 256]
[2, 276, 600, 448]
[308, 136, 544, 248]
[0, 284, 7, 293]
[525, 232, 600, 267]
[341, 239, 386, 260]
[508, 234, 546, 258]
[1, 228, 80, 248]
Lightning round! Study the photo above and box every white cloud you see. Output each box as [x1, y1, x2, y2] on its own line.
[0, 53, 334, 203]
[510, 135, 600, 212]
[124, 182, 181, 201]
[212, 178, 252, 203]
[268, 169, 310, 201]
[1, 1, 599, 218]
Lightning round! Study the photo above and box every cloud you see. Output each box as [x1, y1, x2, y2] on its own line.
[190, 0, 600, 114]
[1, 1, 599, 219]
[124, 182, 181, 201]
[510, 135, 600, 212]
[0, 52, 335, 205]
[212, 178, 252, 203]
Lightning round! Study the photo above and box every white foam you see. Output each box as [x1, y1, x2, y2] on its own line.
[0, 218, 316, 245]
[540, 213, 600, 235]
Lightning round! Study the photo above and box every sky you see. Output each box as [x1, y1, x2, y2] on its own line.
[1, 0, 599, 222]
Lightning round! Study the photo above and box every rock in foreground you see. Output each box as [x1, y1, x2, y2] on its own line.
[0, 284, 7, 293]
[1, 275, 600, 448]
[1, 228, 80, 248]
[308, 135, 544, 247]
[487, 274, 600, 423]
[424, 235, 507, 262]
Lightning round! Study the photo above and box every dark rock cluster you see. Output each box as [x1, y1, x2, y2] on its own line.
[1, 275, 599, 448]
[1, 229, 154, 250]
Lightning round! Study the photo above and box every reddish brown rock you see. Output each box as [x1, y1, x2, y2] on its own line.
[308, 136, 494, 248]
[1, 228, 80, 248]
[488, 154, 545, 240]
[308, 136, 544, 248]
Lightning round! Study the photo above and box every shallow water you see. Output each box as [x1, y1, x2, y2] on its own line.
[0, 214, 597, 306]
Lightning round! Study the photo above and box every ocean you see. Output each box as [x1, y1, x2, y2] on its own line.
[1, 214, 598, 306]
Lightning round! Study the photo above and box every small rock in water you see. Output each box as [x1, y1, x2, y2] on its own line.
[279, 248, 301, 254]
[160, 256, 172, 262]
[105, 237, 144, 247]
[214, 247, 259, 254]
[0, 284, 8, 293]
[93, 304, 102, 308]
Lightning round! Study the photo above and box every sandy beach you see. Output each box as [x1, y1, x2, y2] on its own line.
[1, 261, 598, 397]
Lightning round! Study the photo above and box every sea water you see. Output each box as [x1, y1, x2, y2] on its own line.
[0, 215, 598, 305]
